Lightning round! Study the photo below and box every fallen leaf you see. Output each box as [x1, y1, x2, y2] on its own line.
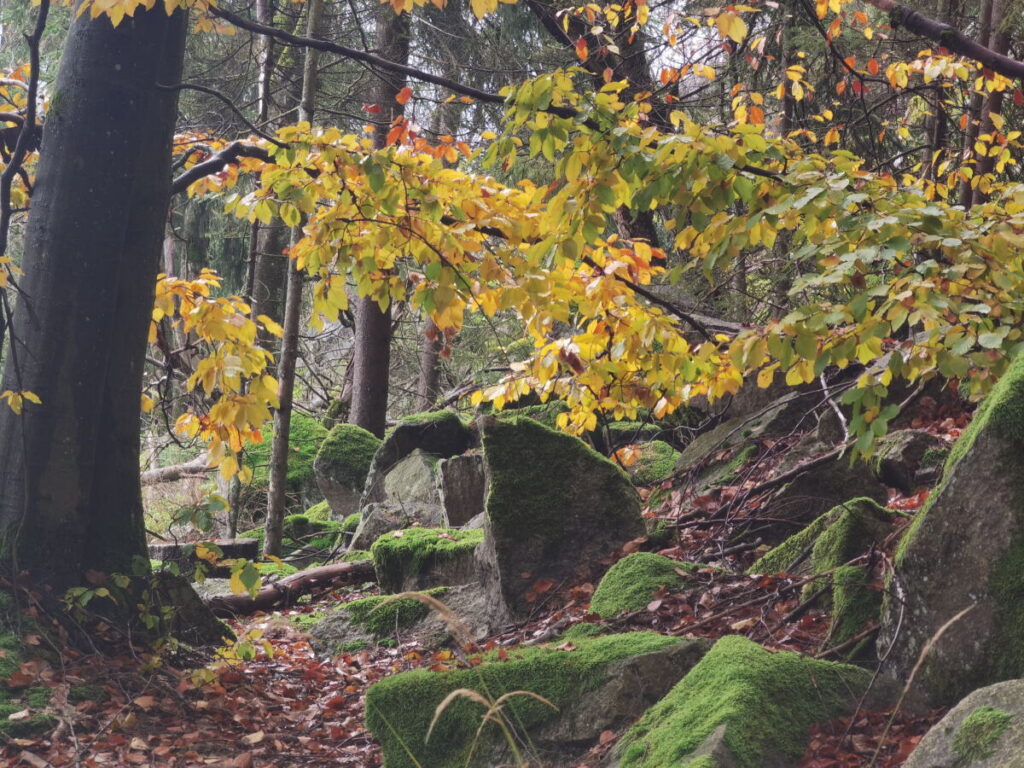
[241, 730, 265, 746]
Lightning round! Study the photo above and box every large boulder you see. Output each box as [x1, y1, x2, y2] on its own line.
[476, 416, 644, 618]
[313, 423, 380, 520]
[349, 449, 449, 549]
[362, 411, 473, 506]
[611, 635, 873, 768]
[365, 632, 711, 768]
[904, 679, 1024, 767]
[880, 354, 1024, 707]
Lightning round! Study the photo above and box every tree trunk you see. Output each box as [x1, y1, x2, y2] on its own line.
[0, 7, 187, 590]
[263, 0, 325, 557]
[349, 7, 410, 437]
[958, 0, 995, 208]
[968, 0, 1011, 206]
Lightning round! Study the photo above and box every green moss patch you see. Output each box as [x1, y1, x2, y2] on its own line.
[341, 549, 372, 563]
[342, 513, 361, 533]
[366, 632, 681, 768]
[315, 423, 381, 490]
[629, 441, 681, 486]
[499, 400, 569, 429]
[371, 528, 483, 594]
[953, 706, 1013, 763]
[305, 500, 332, 522]
[240, 514, 344, 558]
[616, 635, 870, 768]
[590, 553, 697, 618]
[344, 588, 448, 638]
[830, 565, 881, 660]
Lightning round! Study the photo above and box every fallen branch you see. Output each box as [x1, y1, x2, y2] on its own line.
[141, 455, 210, 486]
[204, 560, 376, 617]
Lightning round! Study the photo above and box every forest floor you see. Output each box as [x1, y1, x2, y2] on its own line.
[1, 397, 970, 768]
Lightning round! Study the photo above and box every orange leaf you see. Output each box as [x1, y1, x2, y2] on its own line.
[576, 38, 589, 60]
[395, 87, 413, 105]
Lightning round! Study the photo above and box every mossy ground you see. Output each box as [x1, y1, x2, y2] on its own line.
[240, 514, 344, 558]
[616, 635, 870, 768]
[366, 632, 681, 768]
[316, 423, 380, 490]
[0, 595, 57, 738]
[590, 553, 697, 618]
[370, 527, 483, 594]
[953, 706, 1013, 763]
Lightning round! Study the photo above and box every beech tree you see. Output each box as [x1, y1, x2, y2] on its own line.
[0, 2, 186, 591]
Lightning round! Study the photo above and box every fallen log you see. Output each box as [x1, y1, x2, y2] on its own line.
[141, 455, 210, 485]
[204, 560, 376, 617]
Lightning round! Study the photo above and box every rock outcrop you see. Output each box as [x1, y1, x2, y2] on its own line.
[313, 423, 380, 520]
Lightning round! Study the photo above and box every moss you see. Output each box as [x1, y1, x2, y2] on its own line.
[244, 412, 328, 494]
[561, 623, 606, 641]
[830, 566, 881, 658]
[343, 588, 448, 638]
[342, 513, 361, 533]
[305, 500, 332, 522]
[953, 706, 1013, 763]
[336, 640, 370, 653]
[366, 632, 681, 768]
[750, 498, 893, 579]
[341, 549, 372, 562]
[721, 444, 758, 484]
[680, 758, 715, 768]
[590, 553, 697, 618]
[616, 636, 870, 768]
[608, 421, 662, 443]
[255, 561, 298, 577]
[919, 446, 949, 469]
[371, 528, 483, 594]
[499, 400, 570, 429]
[631, 441, 681, 486]
[316, 424, 381, 490]
[646, 520, 674, 548]
[0, 704, 56, 738]
[397, 410, 468, 428]
[24, 686, 50, 708]
[291, 611, 327, 632]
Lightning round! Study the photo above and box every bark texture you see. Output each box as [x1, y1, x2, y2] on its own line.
[0, 8, 187, 589]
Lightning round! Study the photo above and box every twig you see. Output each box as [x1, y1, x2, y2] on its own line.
[815, 623, 880, 659]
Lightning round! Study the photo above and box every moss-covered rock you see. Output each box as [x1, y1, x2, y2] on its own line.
[371, 527, 483, 594]
[304, 500, 332, 522]
[313, 423, 381, 520]
[242, 412, 328, 514]
[477, 416, 644, 618]
[881, 353, 1024, 706]
[628, 441, 681, 486]
[341, 513, 361, 533]
[613, 635, 872, 768]
[498, 399, 570, 429]
[308, 588, 449, 653]
[591, 554, 698, 618]
[904, 679, 1024, 767]
[750, 497, 895, 584]
[829, 565, 881, 661]
[365, 632, 710, 768]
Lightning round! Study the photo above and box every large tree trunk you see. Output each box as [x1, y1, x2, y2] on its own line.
[0, 8, 187, 590]
[349, 7, 410, 438]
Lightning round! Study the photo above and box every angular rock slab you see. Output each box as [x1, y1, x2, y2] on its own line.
[611, 635, 873, 768]
[476, 416, 644, 618]
[904, 679, 1024, 768]
[880, 354, 1024, 707]
[438, 452, 486, 527]
[365, 632, 710, 768]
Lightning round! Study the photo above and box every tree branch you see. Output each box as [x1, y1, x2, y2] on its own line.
[170, 141, 270, 195]
[864, 0, 1024, 80]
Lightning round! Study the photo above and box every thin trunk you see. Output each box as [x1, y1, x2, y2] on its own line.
[969, 0, 1011, 206]
[0, 7, 187, 589]
[958, 0, 995, 207]
[416, 318, 443, 410]
[263, 0, 325, 558]
[349, 8, 410, 437]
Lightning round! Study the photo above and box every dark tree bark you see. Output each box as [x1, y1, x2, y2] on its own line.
[349, 7, 410, 438]
[0, 7, 187, 590]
